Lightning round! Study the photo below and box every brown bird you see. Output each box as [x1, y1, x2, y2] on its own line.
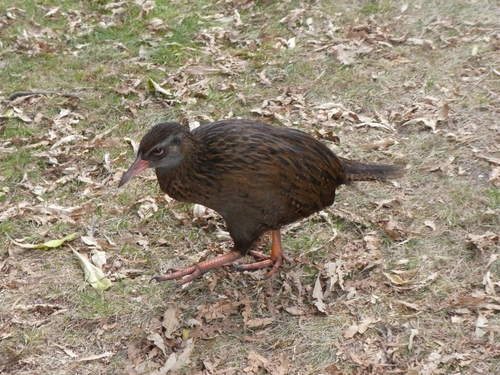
[119, 119, 402, 285]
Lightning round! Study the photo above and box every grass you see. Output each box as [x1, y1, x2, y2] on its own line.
[1, 0, 500, 374]
[486, 186, 500, 209]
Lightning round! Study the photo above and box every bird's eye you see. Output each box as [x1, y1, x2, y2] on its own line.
[152, 147, 163, 155]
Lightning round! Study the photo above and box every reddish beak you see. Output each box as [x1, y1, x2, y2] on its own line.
[118, 157, 150, 187]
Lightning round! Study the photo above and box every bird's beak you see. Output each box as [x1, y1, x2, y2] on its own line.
[118, 156, 150, 187]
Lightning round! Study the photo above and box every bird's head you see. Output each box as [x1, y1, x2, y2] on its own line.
[118, 122, 187, 187]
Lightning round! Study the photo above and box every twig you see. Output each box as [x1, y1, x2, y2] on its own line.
[8, 91, 80, 100]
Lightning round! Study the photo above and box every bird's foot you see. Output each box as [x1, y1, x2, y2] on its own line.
[234, 229, 289, 279]
[150, 265, 203, 286]
[150, 250, 244, 286]
[234, 249, 290, 279]
[248, 249, 291, 264]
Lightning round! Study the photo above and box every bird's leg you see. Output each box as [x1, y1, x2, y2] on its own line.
[151, 249, 244, 286]
[235, 229, 289, 278]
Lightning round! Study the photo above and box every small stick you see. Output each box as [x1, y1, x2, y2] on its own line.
[8, 91, 80, 100]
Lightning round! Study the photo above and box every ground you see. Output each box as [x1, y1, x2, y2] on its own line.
[1, 0, 499, 374]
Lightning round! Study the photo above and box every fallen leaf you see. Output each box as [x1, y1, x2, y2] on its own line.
[90, 249, 107, 269]
[394, 299, 424, 311]
[44, 7, 60, 18]
[477, 154, 500, 165]
[357, 317, 375, 334]
[343, 324, 358, 338]
[171, 338, 195, 371]
[408, 329, 418, 350]
[333, 45, 356, 65]
[436, 103, 449, 121]
[246, 317, 275, 329]
[362, 138, 396, 149]
[147, 332, 167, 357]
[193, 204, 207, 218]
[486, 254, 498, 269]
[285, 306, 306, 316]
[424, 220, 436, 231]
[148, 78, 174, 97]
[475, 313, 487, 338]
[163, 307, 181, 339]
[50, 135, 86, 150]
[72, 248, 112, 290]
[401, 116, 437, 131]
[76, 351, 114, 362]
[312, 274, 327, 313]
[184, 65, 220, 75]
[12, 232, 78, 249]
[383, 272, 409, 286]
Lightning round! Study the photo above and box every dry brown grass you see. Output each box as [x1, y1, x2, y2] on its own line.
[1, 0, 499, 374]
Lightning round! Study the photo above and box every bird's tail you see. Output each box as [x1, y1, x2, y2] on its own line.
[339, 157, 404, 182]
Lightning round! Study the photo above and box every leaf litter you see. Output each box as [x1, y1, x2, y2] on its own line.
[1, 0, 500, 374]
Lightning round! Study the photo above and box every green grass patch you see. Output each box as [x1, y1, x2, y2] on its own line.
[486, 186, 500, 209]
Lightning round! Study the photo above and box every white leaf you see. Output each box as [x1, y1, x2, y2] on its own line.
[312, 275, 326, 313]
[72, 248, 111, 290]
[90, 249, 107, 269]
[148, 79, 174, 97]
[163, 307, 180, 339]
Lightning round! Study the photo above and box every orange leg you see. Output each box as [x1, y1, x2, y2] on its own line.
[151, 249, 243, 286]
[235, 230, 289, 278]
[151, 230, 289, 286]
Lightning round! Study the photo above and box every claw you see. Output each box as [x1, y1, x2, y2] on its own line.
[150, 230, 289, 286]
[151, 250, 243, 286]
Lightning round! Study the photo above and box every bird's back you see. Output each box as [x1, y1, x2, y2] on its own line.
[190, 120, 346, 230]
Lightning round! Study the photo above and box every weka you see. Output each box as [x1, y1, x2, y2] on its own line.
[119, 119, 402, 285]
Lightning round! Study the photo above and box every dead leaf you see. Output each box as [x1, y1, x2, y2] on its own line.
[363, 235, 379, 251]
[285, 306, 306, 316]
[354, 122, 394, 132]
[436, 103, 449, 121]
[408, 329, 418, 350]
[378, 218, 406, 240]
[333, 45, 356, 65]
[246, 317, 275, 329]
[55, 345, 78, 358]
[357, 317, 375, 334]
[482, 271, 496, 295]
[163, 307, 181, 339]
[312, 274, 327, 313]
[76, 352, 114, 362]
[184, 65, 221, 75]
[171, 338, 195, 371]
[489, 166, 500, 184]
[90, 249, 107, 269]
[11, 232, 78, 249]
[486, 254, 498, 269]
[401, 116, 437, 131]
[72, 248, 112, 290]
[147, 332, 168, 357]
[394, 299, 424, 311]
[383, 272, 410, 286]
[424, 220, 436, 231]
[477, 154, 500, 166]
[257, 70, 272, 86]
[50, 135, 86, 150]
[193, 204, 207, 218]
[467, 232, 499, 251]
[475, 313, 488, 338]
[343, 324, 358, 338]
[148, 78, 174, 97]
[44, 7, 60, 18]
[362, 138, 396, 150]
[115, 84, 134, 94]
